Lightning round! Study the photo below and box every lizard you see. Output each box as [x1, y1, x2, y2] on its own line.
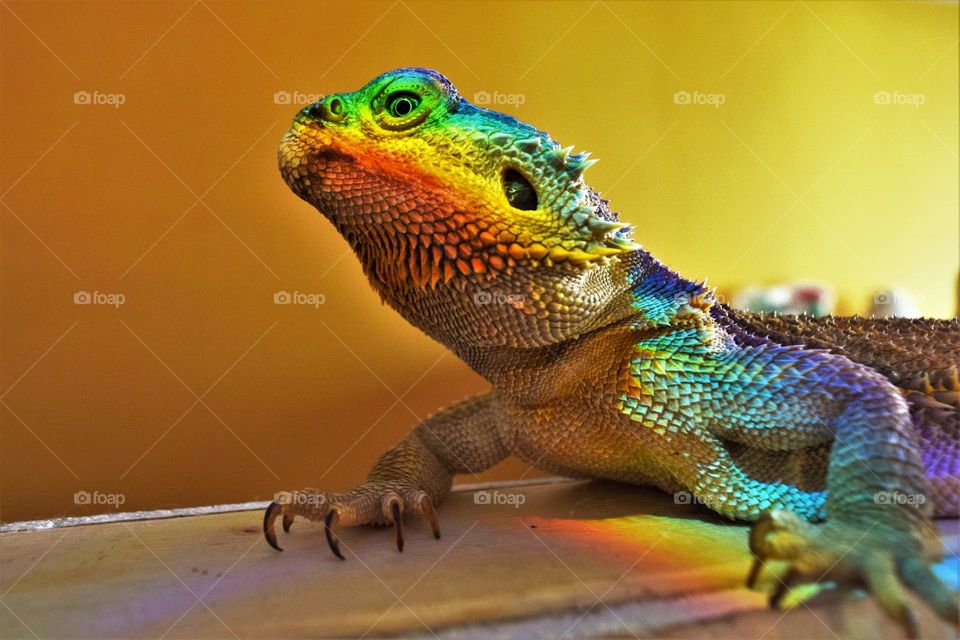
[265, 67, 959, 636]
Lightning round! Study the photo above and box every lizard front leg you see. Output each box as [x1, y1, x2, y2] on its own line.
[263, 391, 513, 557]
[688, 343, 958, 636]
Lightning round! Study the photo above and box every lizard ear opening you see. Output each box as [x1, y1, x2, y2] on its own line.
[502, 169, 538, 211]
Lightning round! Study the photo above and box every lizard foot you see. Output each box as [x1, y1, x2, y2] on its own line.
[747, 509, 959, 639]
[262, 485, 441, 558]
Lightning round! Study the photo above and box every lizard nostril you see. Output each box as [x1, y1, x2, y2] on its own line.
[300, 96, 345, 123]
[301, 101, 324, 120]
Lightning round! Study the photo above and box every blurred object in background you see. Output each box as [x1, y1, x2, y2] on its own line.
[870, 288, 922, 318]
[732, 282, 835, 316]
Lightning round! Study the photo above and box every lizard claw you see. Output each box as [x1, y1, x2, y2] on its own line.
[325, 510, 344, 560]
[417, 492, 441, 540]
[389, 499, 404, 552]
[263, 500, 284, 551]
[262, 485, 443, 558]
[747, 509, 957, 638]
[746, 557, 764, 590]
[767, 567, 799, 609]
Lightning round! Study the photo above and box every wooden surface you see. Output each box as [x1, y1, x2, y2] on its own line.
[1, 478, 957, 639]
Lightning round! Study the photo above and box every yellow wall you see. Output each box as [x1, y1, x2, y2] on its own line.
[2, 1, 957, 522]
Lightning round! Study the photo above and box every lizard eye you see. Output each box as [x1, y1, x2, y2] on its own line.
[503, 169, 538, 211]
[386, 92, 420, 118]
[374, 84, 436, 131]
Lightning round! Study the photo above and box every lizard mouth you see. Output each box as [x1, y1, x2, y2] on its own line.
[313, 148, 354, 163]
[278, 121, 372, 233]
[278, 123, 353, 192]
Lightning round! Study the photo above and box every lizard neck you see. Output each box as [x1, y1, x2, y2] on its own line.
[377, 247, 717, 393]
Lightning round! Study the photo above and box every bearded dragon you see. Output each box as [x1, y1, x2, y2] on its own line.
[265, 68, 959, 636]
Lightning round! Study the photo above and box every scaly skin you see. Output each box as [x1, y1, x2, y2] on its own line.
[265, 68, 959, 636]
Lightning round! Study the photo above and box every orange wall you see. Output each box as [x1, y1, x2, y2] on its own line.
[2, 1, 957, 522]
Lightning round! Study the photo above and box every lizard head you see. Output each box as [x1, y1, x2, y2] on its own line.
[279, 68, 641, 349]
[280, 68, 639, 283]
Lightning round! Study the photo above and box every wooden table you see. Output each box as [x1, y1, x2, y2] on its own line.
[1, 479, 957, 639]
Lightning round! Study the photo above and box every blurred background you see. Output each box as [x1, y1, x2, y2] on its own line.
[2, 0, 957, 522]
